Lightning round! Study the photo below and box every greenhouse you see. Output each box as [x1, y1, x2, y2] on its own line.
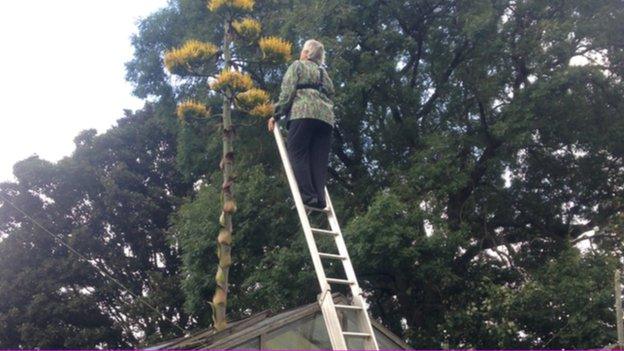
[147, 294, 409, 350]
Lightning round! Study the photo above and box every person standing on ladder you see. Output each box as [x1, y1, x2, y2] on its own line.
[268, 39, 336, 211]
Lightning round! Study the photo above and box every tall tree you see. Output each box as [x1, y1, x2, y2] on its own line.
[332, 0, 624, 347]
[0, 158, 126, 348]
[124, 0, 624, 348]
[0, 104, 193, 347]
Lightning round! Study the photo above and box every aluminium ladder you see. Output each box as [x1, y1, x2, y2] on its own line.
[273, 126, 379, 350]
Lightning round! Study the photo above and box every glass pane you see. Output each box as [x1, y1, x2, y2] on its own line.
[263, 313, 332, 349]
[339, 308, 405, 349]
[345, 336, 365, 349]
[230, 336, 260, 349]
[339, 309, 364, 349]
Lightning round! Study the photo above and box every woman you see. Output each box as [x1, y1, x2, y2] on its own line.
[268, 39, 335, 210]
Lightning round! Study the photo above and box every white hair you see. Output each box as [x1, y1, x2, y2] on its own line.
[303, 39, 325, 66]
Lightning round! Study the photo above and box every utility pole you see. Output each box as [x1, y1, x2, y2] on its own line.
[615, 269, 623, 345]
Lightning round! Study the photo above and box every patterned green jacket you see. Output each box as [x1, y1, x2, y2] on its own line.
[274, 59, 335, 127]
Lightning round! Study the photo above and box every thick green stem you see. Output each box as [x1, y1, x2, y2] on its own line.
[212, 18, 234, 331]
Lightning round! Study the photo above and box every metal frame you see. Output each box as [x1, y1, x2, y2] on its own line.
[273, 126, 379, 350]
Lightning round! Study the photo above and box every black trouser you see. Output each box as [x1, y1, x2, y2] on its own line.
[286, 118, 333, 207]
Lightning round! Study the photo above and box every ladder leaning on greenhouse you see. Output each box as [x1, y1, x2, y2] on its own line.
[273, 126, 379, 350]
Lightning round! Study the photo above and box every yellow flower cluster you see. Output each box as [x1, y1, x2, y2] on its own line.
[164, 40, 219, 76]
[249, 103, 274, 118]
[235, 88, 270, 111]
[232, 18, 261, 41]
[210, 70, 254, 92]
[259, 36, 293, 63]
[176, 100, 210, 121]
[208, 0, 254, 12]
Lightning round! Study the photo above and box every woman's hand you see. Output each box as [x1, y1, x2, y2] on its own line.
[267, 117, 276, 133]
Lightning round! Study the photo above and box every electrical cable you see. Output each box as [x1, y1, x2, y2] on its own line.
[0, 192, 187, 335]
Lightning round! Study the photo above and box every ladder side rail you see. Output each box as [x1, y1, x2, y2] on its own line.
[273, 127, 331, 293]
[324, 188, 380, 350]
[273, 127, 348, 350]
[319, 292, 349, 350]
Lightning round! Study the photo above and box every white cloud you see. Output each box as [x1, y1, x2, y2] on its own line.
[0, 0, 168, 182]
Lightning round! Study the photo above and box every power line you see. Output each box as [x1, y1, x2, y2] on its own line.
[0, 193, 187, 335]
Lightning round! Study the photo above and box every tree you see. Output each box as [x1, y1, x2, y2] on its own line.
[0, 104, 193, 347]
[162, 0, 293, 330]
[126, 0, 624, 348]
[334, 0, 624, 347]
[0, 158, 126, 348]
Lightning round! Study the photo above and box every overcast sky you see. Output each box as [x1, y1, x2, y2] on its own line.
[0, 0, 169, 183]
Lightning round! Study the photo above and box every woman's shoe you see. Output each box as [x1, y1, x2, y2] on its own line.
[291, 198, 320, 212]
[304, 198, 328, 212]
[302, 197, 317, 206]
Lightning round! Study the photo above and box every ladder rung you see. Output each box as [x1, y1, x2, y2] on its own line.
[310, 228, 339, 236]
[326, 278, 354, 285]
[342, 331, 371, 338]
[319, 252, 346, 260]
[335, 304, 363, 310]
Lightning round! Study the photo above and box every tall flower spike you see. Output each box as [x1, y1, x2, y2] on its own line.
[177, 100, 211, 121]
[208, 0, 254, 12]
[164, 40, 219, 76]
[232, 18, 261, 42]
[235, 88, 270, 111]
[210, 70, 254, 92]
[259, 36, 293, 63]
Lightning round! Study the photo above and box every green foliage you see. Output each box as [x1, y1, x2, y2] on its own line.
[505, 249, 617, 348]
[0, 104, 193, 347]
[171, 165, 307, 323]
[125, 0, 624, 348]
[2, 0, 624, 348]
